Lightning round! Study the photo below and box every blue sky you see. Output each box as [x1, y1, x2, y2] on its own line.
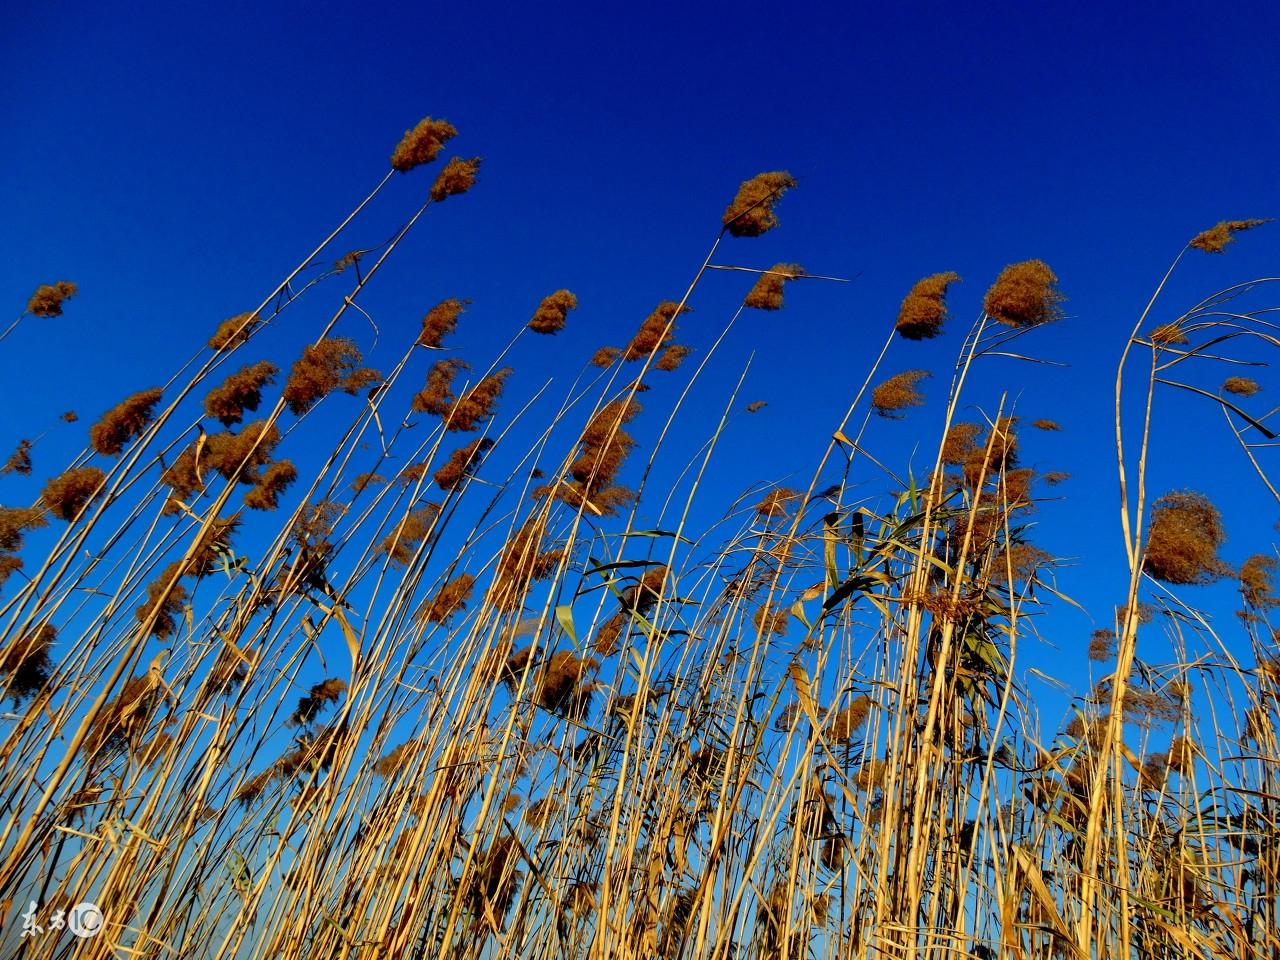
[3, 0, 1279, 725]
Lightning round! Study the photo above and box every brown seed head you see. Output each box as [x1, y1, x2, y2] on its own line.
[896, 272, 960, 340]
[1143, 491, 1229, 585]
[528, 290, 577, 335]
[826, 695, 871, 742]
[204, 361, 278, 427]
[871, 370, 930, 418]
[1148, 322, 1189, 346]
[27, 281, 77, 318]
[655, 343, 692, 371]
[412, 357, 469, 415]
[624, 301, 687, 361]
[983, 260, 1063, 328]
[244, 459, 298, 511]
[42, 466, 105, 522]
[429, 156, 481, 201]
[744, 263, 805, 311]
[390, 117, 458, 173]
[2, 439, 33, 477]
[1088, 628, 1116, 662]
[443, 368, 512, 432]
[419, 572, 476, 623]
[203, 420, 282, 482]
[0, 623, 55, 705]
[208, 311, 259, 351]
[756, 487, 801, 519]
[90, 387, 163, 456]
[434, 438, 495, 490]
[282, 338, 375, 415]
[419, 298, 468, 348]
[1223, 376, 1262, 397]
[722, 171, 797, 237]
[1189, 218, 1270, 253]
[589, 346, 621, 368]
[380, 503, 442, 566]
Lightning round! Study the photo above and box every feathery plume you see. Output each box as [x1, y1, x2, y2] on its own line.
[624, 302, 687, 361]
[419, 573, 475, 623]
[443, 368, 511, 432]
[390, 117, 458, 173]
[983, 260, 1063, 328]
[590, 346, 621, 367]
[290, 678, 346, 727]
[1, 624, 55, 705]
[42, 466, 105, 521]
[722, 171, 797, 237]
[434, 437, 495, 490]
[380, 503, 442, 566]
[90, 387, 163, 456]
[1222, 376, 1261, 397]
[413, 357, 469, 415]
[528, 290, 577, 335]
[208, 311, 259, 351]
[283, 338, 379, 415]
[896, 272, 960, 340]
[430, 156, 482, 201]
[244, 459, 297, 511]
[419, 298, 468, 348]
[0, 506, 45, 590]
[2, 439, 33, 476]
[27, 281, 77, 318]
[744, 264, 805, 311]
[1189, 218, 1270, 253]
[655, 343, 692, 371]
[1143, 491, 1229, 585]
[204, 361, 278, 427]
[871, 370, 930, 418]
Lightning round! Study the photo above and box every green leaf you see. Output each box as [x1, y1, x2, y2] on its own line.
[555, 604, 577, 644]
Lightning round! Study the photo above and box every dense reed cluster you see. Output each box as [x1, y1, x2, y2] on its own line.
[0, 116, 1275, 960]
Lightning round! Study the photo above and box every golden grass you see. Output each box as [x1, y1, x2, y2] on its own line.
[0, 116, 1276, 960]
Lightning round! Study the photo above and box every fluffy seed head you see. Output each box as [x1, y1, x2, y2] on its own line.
[872, 370, 930, 418]
[90, 387, 163, 456]
[283, 338, 378, 415]
[655, 344, 692, 371]
[624, 301, 687, 361]
[722, 171, 797, 237]
[896, 272, 960, 340]
[1143, 491, 1229, 585]
[434, 437, 494, 490]
[983, 260, 1064, 328]
[244, 459, 298, 511]
[443, 368, 511, 432]
[590, 346, 621, 368]
[1189, 218, 1270, 253]
[744, 264, 805, 311]
[42, 466, 105, 522]
[429, 156, 481, 201]
[208, 312, 259, 351]
[204, 361, 278, 427]
[27, 281, 77, 318]
[1223, 376, 1261, 397]
[528, 290, 577, 335]
[412, 357, 469, 415]
[419, 573, 475, 623]
[1148, 323, 1189, 346]
[2, 439, 33, 476]
[1, 624, 55, 705]
[419, 298, 468, 348]
[390, 117, 458, 173]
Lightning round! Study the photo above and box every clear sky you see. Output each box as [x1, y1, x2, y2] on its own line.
[3, 0, 1279, 723]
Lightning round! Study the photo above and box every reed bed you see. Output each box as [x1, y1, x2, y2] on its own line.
[0, 120, 1276, 960]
